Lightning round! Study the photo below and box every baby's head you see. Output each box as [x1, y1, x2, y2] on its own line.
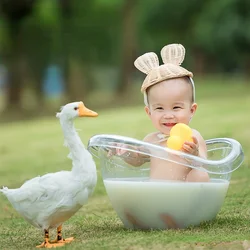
[134, 44, 197, 134]
[146, 76, 195, 105]
[134, 44, 195, 106]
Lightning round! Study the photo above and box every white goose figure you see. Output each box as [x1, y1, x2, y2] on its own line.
[0, 101, 98, 248]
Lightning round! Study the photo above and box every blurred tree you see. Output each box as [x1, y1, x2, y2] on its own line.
[117, 0, 138, 94]
[58, 0, 73, 100]
[192, 0, 250, 77]
[21, 0, 60, 107]
[24, 0, 123, 103]
[137, 0, 207, 74]
[1, 0, 249, 117]
[0, 0, 36, 111]
[135, 0, 250, 78]
[63, 0, 123, 96]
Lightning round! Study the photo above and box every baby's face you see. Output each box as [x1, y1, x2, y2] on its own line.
[145, 78, 197, 135]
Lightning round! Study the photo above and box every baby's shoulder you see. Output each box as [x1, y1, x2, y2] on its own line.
[191, 129, 203, 139]
[143, 132, 160, 143]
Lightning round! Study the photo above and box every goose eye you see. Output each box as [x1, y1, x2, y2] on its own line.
[74, 107, 78, 110]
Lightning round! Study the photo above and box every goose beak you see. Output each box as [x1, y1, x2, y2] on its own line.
[78, 102, 98, 117]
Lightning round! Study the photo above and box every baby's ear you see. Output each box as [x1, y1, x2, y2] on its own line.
[144, 106, 151, 116]
[134, 52, 159, 74]
[190, 103, 197, 114]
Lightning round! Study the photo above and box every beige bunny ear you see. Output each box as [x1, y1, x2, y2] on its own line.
[161, 44, 185, 66]
[134, 52, 159, 74]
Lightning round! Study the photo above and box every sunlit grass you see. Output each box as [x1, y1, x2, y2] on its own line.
[0, 80, 250, 249]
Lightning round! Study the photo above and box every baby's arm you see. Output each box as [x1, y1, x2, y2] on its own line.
[118, 133, 158, 166]
[107, 136, 152, 167]
[183, 130, 210, 182]
[182, 129, 207, 159]
[119, 146, 150, 166]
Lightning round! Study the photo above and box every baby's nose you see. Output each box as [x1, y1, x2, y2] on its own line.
[163, 111, 174, 118]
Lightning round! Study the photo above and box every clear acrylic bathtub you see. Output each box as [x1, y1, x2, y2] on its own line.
[88, 135, 244, 230]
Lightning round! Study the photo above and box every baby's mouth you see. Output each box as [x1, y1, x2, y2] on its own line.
[163, 123, 176, 128]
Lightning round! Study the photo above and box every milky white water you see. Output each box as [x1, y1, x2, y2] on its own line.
[104, 178, 229, 229]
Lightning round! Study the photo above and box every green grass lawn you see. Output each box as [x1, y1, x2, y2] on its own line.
[0, 81, 250, 249]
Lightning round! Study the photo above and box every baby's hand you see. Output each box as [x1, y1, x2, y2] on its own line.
[182, 136, 199, 156]
[107, 143, 130, 157]
[107, 143, 117, 157]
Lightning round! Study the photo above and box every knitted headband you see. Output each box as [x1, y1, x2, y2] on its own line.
[134, 44, 195, 105]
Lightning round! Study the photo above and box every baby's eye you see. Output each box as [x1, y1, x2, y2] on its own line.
[155, 107, 163, 110]
[173, 106, 181, 110]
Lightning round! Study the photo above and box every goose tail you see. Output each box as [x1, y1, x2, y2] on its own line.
[0, 186, 9, 196]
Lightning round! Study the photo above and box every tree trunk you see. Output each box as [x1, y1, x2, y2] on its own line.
[117, 0, 137, 94]
[6, 21, 23, 110]
[244, 57, 250, 85]
[192, 48, 205, 77]
[59, 0, 74, 101]
[0, 0, 36, 113]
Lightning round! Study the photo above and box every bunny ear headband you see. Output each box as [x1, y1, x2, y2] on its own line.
[134, 44, 195, 104]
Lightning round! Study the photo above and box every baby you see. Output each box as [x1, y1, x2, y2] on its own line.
[110, 44, 209, 182]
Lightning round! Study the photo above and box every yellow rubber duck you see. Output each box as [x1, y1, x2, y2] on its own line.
[167, 123, 193, 150]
